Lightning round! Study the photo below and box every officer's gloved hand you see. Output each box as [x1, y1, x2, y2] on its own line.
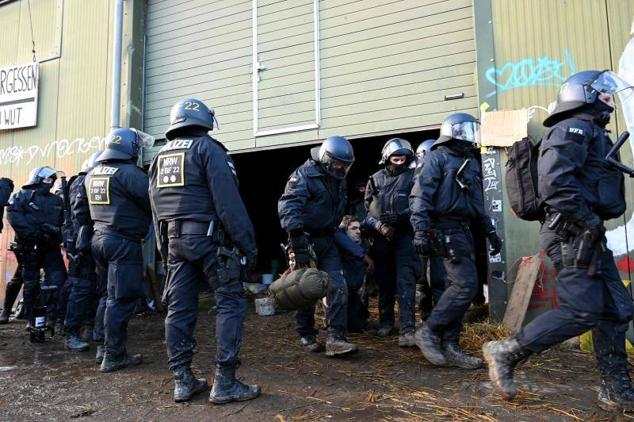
[585, 214, 606, 241]
[288, 230, 311, 267]
[413, 231, 431, 256]
[245, 251, 257, 273]
[487, 231, 503, 256]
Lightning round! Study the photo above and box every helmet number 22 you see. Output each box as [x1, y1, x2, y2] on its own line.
[184, 101, 200, 111]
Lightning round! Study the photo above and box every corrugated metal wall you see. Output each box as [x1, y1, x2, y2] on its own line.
[0, 0, 115, 292]
[486, 0, 634, 320]
[144, 0, 479, 150]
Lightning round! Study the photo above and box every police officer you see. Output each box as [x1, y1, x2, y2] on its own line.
[278, 136, 358, 357]
[86, 128, 152, 373]
[413, 140, 446, 320]
[64, 152, 101, 352]
[0, 177, 16, 324]
[7, 167, 67, 331]
[483, 70, 634, 411]
[365, 138, 420, 346]
[149, 98, 260, 404]
[410, 113, 502, 369]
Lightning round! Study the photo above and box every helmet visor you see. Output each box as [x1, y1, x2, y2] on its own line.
[322, 153, 353, 180]
[451, 121, 481, 146]
[591, 71, 634, 101]
[131, 129, 156, 148]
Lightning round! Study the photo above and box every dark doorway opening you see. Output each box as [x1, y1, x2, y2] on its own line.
[231, 129, 441, 280]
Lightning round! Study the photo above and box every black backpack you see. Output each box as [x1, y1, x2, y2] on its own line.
[505, 137, 544, 221]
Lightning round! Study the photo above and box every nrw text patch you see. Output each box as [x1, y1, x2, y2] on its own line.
[88, 177, 110, 205]
[157, 152, 185, 188]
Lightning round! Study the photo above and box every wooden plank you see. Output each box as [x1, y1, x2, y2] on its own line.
[502, 255, 544, 333]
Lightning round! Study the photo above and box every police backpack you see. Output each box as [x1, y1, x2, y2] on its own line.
[505, 137, 544, 221]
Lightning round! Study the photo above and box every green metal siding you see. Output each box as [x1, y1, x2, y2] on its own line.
[144, 0, 479, 150]
[483, 0, 634, 321]
[0, 0, 144, 294]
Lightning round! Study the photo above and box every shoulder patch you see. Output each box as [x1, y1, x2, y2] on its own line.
[568, 127, 584, 135]
[92, 166, 119, 176]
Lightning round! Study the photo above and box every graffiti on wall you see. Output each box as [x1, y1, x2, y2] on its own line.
[485, 49, 576, 98]
[0, 136, 106, 166]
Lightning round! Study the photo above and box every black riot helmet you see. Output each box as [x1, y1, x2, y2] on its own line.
[98, 128, 154, 162]
[165, 98, 217, 141]
[416, 139, 435, 160]
[379, 138, 414, 165]
[310, 136, 355, 180]
[434, 112, 480, 149]
[543, 70, 634, 127]
[23, 166, 62, 189]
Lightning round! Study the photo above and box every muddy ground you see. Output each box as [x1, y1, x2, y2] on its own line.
[0, 299, 630, 422]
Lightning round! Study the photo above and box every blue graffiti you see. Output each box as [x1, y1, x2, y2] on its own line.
[485, 49, 575, 98]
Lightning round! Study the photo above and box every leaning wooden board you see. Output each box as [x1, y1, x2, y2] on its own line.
[502, 254, 543, 334]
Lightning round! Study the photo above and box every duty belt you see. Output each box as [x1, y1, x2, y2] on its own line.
[167, 220, 210, 237]
[433, 217, 470, 231]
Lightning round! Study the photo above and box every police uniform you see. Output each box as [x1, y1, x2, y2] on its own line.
[515, 115, 631, 377]
[365, 166, 421, 339]
[150, 98, 260, 404]
[63, 170, 98, 350]
[278, 159, 350, 340]
[86, 156, 151, 366]
[7, 179, 66, 324]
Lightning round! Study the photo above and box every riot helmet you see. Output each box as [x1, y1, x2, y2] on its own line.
[543, 70, 634, 127]
[416, 139, 435, 160]
[310, 136, 355, 180]
[165, 98, 217, 141]
[434, 113, 480, 149]
[80, 151, 102, 174]
[23, 166, 62, 189]
[379, 138, 414, 165]
[98, 128, 154, 162]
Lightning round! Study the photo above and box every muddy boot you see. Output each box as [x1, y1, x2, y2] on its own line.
[65, 335, 89, 352]
[100, 352, 143, 373]
[398, 331, 416, 347]
[209, 366, 261, 405]
[95, 344, 106, 365]
[444, 342, 483, 369]
[325, 334, 358, 357]
[0, 309, 10, 324]
[598, 375, 634, 412]
[482, 339, 530, 400]
[0, 282, 21, 324]
[300, 335, 324, 353]
[173, 366, 209, 402]
[415, 325, 446, 366]
[376, 325, 393, 337]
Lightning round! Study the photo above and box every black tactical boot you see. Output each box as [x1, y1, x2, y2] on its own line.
[415, 325, 446, 366]
[398, 331, 416, 347]
[0, 282, 21, 324]
[300, 335, 324, 353]
[444, 342, 483, 369]
[173, 366, 209, 402]
[209, 366, 261, 405]
[95, 344, 106, 365]
[376, 325, 393, 337]
[0, 309, 10, 324]
[100, 352, 143, 373]
[325, 334, 358, 357]
[482, 339, 530, 400]
[65, 334, 90, 352]
[598, 375, 634, 412]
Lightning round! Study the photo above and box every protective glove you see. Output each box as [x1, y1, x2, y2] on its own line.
[288, 231, 311, 267]
[413, 231, 431, 256]
[245, 250, 258, 273]
[379, 224, 395, 240]
[487, 231, 503, 256]
[584, 214, 605, 241]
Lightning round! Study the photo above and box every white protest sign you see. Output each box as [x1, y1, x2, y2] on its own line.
[0, 62, 39, 130]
